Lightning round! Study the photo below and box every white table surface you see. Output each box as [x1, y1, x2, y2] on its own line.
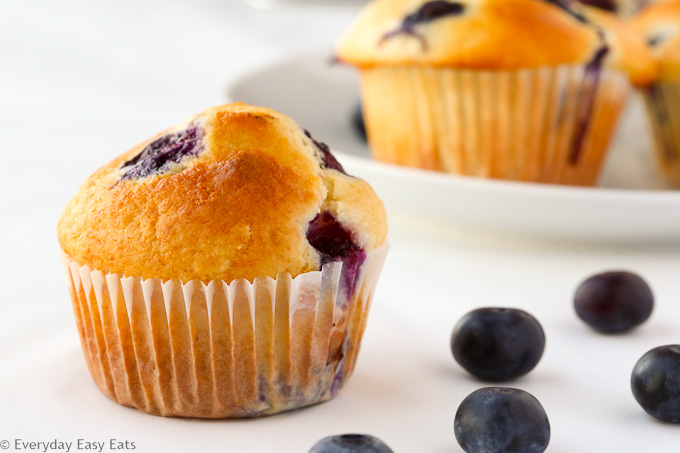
[2, 1, 680, 452]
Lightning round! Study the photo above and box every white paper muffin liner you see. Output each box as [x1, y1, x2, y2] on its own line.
[60, 243, 389, 418]
[643, 81, 680, 186]
[360, 65, 630, 186]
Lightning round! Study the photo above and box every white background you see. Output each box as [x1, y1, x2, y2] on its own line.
[2, 1, 680, 452]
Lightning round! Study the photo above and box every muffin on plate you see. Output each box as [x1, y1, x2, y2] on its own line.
[633, 0, 680, 185]
[57, 103, 389, 418]
[337, 0, 641, 186]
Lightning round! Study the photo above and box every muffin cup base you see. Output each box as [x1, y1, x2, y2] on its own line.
[61, 244, 389, 418]
[360, 65, 630, 186]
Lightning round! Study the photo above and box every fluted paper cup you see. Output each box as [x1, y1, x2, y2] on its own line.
[60, 243, 389, 418]
[643, 81, 680, 186]
[359, 65, 630, 186]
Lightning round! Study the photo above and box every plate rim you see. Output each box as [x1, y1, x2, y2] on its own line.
[337, 153, 680, 205]
[226, 49, 680, 205]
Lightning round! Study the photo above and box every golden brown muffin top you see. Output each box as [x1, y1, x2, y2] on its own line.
[58, 104, 388, 283]
[336, 0, 606, 70]
[579, 5, 658, 85]
[632, 0, 680, 82]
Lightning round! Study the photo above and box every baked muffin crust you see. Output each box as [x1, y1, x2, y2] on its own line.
[336, 0, 604, 69]
[58, 104, 388, 283]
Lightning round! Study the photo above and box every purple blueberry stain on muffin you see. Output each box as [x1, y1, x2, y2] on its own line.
[544, 0, 589, 23]
[578, 0, 649, 14]
[118, 125, 204, 181]
[330, 339, 353, 396]
[257, 380, 269, 404]
[569, 45, 609, 164]
[531, 1, 613, 167]
[307, 211, 362, 265]
[304, 130, 347, 174]
[577, 0, 617, 12]
[307, 211, 367, 302]
[380, 1, 465, 50]
[330, 362, 347, 396]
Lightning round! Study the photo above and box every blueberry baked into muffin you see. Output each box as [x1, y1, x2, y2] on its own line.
[337, 0, 653, 186]
[577, 0, 649, 16]
[58, 103, 389, 417]
[633, 0, 680, 185]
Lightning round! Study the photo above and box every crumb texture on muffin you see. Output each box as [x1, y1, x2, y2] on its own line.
[336, 0, 605, 69]
[58, 103, 388, 283]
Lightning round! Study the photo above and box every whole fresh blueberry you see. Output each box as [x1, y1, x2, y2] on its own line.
[631, 345, 680, 423]
[451, 308, 545, 381]
[309, 434, 393, 453]
[455, 387, 550, 453]
[574, 271, 654, 334]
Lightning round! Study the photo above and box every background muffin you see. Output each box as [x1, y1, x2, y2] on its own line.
[337, 0, 639, 186]
[633, 0, 680, 185]
[578, 4, 657, 87]
[58, 103, 389, 418]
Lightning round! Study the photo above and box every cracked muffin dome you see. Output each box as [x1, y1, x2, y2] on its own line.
[57, 103, 388, 283]
[632, 0, 680, 82]
[336, 0, 606, 69]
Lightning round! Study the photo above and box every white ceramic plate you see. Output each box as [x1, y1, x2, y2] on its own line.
[246, 0, 367, 8]
[227, 52, 680, 244]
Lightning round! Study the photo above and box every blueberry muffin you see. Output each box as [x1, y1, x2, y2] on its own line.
[336, 0, 642, 186]
[58, 103, 389, 417]
[633, 0, 680, 185]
